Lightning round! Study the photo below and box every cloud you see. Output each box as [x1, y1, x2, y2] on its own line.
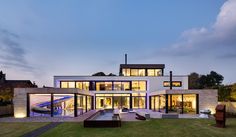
[0, 27, 35, 72]
[153, 0, 236, 59]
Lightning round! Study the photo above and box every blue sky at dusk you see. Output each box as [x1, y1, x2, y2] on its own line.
[0, 0, 236, 87]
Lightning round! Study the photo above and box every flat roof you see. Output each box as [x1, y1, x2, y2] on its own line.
[120, 64, 165, 69]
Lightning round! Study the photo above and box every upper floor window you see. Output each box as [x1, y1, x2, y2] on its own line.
[132, 81, 146, 91]
[76, 82, 89, 90]
[147, 69, 162, 76]
[60, 81, 75, 88]
[163, 81, 182, 87]
[113, 82, 131, 91]
[96, 82, 112, 91]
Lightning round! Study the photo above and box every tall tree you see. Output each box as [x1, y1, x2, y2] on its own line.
[189, 72, 201, 89]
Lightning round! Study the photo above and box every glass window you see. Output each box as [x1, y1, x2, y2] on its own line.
[30, 94, 51, 117]
[138, 69, 145, 76]
[132, 96, 146, 109]
[183, 94, 196, 114]
[53, 94, 74, 117]
[68, 82, 75, 88]
[61, 82, 68, 88]
[76, 82, 83, 89]
[132, 81, 146, 91]
[155, 69, 162, 76]
[132, 81, 139, 91]
[114, 82, 122, 90]
[96, 82, 112, 91]
[83, 82, 89, 90]
[139, 81, 146, 91]
[122, 82, 130, 91]
[131, 69, 138, 76]
[147, 69, 155, 76]
[122, 68, 130, 76]
[163, 81, 182, 87]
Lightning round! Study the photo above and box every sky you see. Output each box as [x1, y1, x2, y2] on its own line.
[0, 0, 236, 87]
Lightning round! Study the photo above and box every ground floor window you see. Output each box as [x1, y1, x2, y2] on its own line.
[150, 94, 198, 114]
[28, 93, 93, 117]
[29, 94, 51, 117]
[95, 93, 146, 109]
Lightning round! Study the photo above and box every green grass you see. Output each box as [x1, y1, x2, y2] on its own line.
[0, 122, 49, 137]
[40, 119, 236, 137]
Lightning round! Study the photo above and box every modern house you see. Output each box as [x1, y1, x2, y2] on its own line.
[13, 63, 218, 118]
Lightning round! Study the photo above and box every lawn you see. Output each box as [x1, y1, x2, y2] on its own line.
[0, 122, 49, 137]
[40, 118, 236, 137]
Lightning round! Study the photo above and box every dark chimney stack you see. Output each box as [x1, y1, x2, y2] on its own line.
[170, 71, 172, 90]
[125, 54, 127, 64]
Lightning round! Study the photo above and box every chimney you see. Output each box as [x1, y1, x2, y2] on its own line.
[170, 71, 172, 90]
[125, 54, 127, 64]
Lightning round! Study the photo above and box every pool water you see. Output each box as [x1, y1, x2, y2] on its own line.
[94, 112, 114, 120]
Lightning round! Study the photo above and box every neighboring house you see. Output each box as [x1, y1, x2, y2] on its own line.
[0, 71, 37, 103]
[13, 64, 218, 118]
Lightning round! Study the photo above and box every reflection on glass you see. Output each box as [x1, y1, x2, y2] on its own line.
[30, 94, 51, 117]
[53, 94, 74, 117]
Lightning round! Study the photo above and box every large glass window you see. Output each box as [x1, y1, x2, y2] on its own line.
[77, 95, 84, 115]
[132, 81, 146, 91]
[53, 94, 74, 117]
[183, 94, 196, 114]
[131, 69, 138, 76]
[132, 93, 146, 109]
[138, 69, 145, 76]
[61, 81, 75, 88]
[147, 69, 162, 76]
[168, 94, 182, 114]
[76, 82, 89, 90]
[122, 82, 131, 91]
[30, 94, 51, 117]
[96, 82, 112, 91]
[122, 68, 130, 76]
[114, 82, 122, 90]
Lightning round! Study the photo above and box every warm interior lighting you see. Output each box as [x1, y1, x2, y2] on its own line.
[14, 113, 26, 118]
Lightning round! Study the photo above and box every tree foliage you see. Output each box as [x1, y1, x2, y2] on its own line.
[189, 71, 224, 89]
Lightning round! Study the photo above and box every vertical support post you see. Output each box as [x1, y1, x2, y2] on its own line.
[165, 94, 168, 113]
[145, 93, 147, 109]
[149, 96, 152, 110]
[74, 94, 77, 117]
[170, 71, 173, 90]
[181, 94, 184, 114]
[196, 94, 199, 114]
[158, 95, 161, 112]
[86, 96, 88, 112]
[51, 93, 54, 117]
[27, 93, 30, 117]
[130, 94, 132, 109]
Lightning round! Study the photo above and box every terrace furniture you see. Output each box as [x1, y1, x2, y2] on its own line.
[199, 109, 211, 118]
[136, 111, 150, 120]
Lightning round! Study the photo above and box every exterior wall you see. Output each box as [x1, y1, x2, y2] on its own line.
[54, 75, 189, 92]
[13, 88, 93, 118]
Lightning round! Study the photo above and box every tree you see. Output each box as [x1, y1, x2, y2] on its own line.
[92, 72, 106, 76]
[189, 72, 201, 89]
[198, 71, 224, 89]
[230, 83, 236, 101]
[218, 85, 231, 101]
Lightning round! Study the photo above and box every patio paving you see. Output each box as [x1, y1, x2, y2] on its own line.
[0, 109, 204, 123]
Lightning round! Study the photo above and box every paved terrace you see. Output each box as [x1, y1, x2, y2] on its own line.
[0, 110, 202, 122]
